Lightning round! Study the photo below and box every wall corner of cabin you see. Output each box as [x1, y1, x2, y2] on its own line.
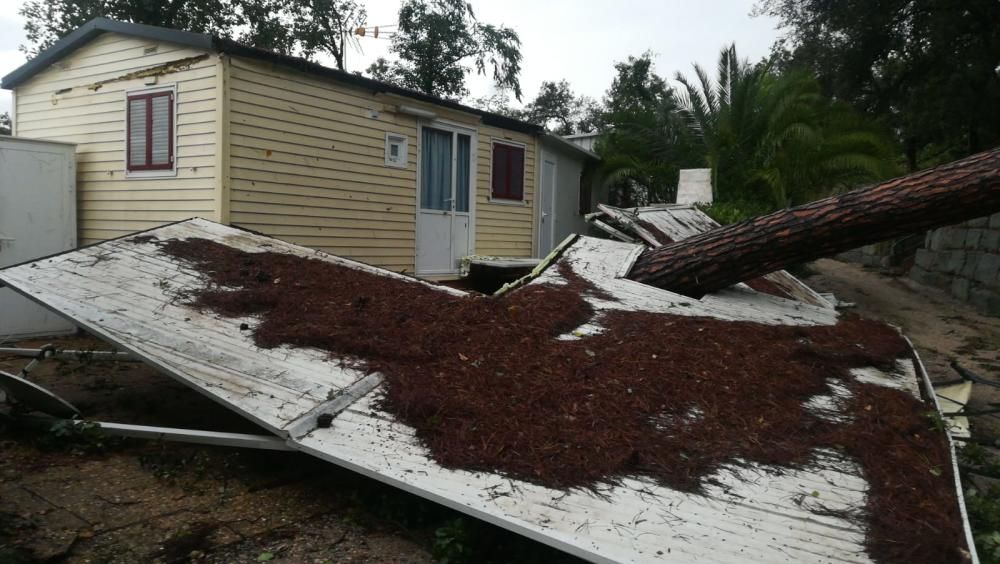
[213, 53, 232, 225]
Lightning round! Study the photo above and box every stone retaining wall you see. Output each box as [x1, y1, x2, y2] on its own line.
[908, 212, 1000, 315]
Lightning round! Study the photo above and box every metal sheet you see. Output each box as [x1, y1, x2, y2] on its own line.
[0, 218, 972, 563]
[592, 204, 833, 308]
[0, 370, 80, 417]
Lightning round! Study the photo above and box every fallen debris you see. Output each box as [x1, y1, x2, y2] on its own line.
[629, 148, 1000, 297]
[151, 235, 967, 564]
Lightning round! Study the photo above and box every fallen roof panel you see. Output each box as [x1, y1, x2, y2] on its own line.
[591, 204, 833, 308]
[0, 218, 974, 563]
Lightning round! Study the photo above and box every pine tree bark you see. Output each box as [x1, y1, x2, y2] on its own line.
[628, 147, 1000, 297]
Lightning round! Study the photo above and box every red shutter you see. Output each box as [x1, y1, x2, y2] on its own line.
[491, 143, 525, 200]
[127, 91, 173, 172]
[509, 146, 524, 200]
[492, 144, 509, 198]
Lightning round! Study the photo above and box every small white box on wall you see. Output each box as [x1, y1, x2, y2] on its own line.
[385, 133, 408, 168]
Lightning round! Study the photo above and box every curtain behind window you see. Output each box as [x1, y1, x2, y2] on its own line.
[456, 134, 471, 212]
[421, 127, 452, 210]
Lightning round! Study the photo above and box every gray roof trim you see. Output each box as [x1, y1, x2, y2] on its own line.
[213, 39, 543, 134]
[1, 18, 214, 89]
[1, 18, 544, 135]
[541, 132, 600, 161]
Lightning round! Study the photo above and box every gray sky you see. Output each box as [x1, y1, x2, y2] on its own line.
[0, 0, 781, 118]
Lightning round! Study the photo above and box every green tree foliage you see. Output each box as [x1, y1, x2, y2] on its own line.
[513, 80, 592, 135]
[675, 45, 897, 209]
[0, 112, 11, 135]
[587, 53, 702, 205]
[365, 0, 522, 100]
[754, 0, 1000, 170]
[289, 0, 366, 70]
[19, 0, 367, 69]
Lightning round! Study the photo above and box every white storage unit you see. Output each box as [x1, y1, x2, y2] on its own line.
[536, 134, 601, 256]
[0, 136, 77, 340]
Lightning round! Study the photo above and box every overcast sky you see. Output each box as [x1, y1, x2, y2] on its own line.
[0, 0, 781, 119]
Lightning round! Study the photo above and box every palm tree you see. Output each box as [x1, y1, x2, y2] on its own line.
[675, 45, 896, 208]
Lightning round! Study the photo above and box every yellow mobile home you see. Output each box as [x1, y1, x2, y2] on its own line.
[2, 18, 598, 278]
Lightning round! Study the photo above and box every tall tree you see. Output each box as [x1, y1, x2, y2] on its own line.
[21, 0, 243, 55]
[629, 148, 1000, 297]
[588, 53, 701, 205]
[0, 112, 11, 135]
[514, 80, 588, 135]
[675, 44, 896, 208]
[754, 0, 1000, 171]
[290, 0, 366, 70]
[19, 0, 367, 69]
[365, 0, 522, 100]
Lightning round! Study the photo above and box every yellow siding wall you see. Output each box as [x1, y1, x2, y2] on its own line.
[227, 56, 421, 272]
[226, 56, 537, 273]
[476, 127, 536, 257]
[13, 32, 219, 245]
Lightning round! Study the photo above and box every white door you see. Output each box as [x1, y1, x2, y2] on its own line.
[538, 154, 557, 255]
[0, 139, 77, 339]
[416, 125, 474, 276]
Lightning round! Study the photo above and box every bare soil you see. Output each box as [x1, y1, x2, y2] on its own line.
[0, 338, 574, 564]
[807, 258, 1000, 437]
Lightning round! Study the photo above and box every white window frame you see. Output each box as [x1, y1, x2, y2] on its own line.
[385, 132, 408, 168]
[488, 138, 529, 205]
[124, 84, 178, 179]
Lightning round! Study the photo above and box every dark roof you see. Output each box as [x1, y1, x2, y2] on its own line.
[1, 18, 544, 135]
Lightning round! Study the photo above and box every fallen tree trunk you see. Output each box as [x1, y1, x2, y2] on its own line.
[628, 147, 1000, 297]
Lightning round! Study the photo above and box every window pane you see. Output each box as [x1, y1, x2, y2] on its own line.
[128, 98, 147, 168]
[150, 94, 171, 165]
[492, 144, 509, 199]
[509, 146, 524, 200]
[456, 134, 471, 212]
[421, 127, 452, 210]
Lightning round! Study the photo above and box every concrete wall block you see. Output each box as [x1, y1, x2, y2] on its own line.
[947, 229, 969, 250]
[910, 267, 952, 290]
[990, 213, 1000, 230]
[951, 277, 972, 301]
[938, 250, 967, 274]
[966, 217, 990, 228]
[961, 252, 981, 278]
[914, 249, 935, 269]
[966, 229, 987, 250]
[974, 253, 1000, 285]
[982, 230, 1000, 252]
[928, 229, 945, 251]
[928, 229, 950, 250]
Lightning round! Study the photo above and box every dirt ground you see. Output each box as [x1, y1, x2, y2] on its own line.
[807, 258, 1000, 439]
[0, 336, 574, 564]
[1, 258, 997, 563]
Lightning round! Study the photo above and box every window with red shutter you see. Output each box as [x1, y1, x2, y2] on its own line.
[491, 142, 525, 200]
[126, 90, 174, 173]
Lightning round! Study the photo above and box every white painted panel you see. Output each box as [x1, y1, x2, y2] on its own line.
[0, 137, 77, 339]
[450, 213, 470, 266]
[0, 219, 973, 563]
[676, 168, 713, 205]
[416, 210, 453, 275]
